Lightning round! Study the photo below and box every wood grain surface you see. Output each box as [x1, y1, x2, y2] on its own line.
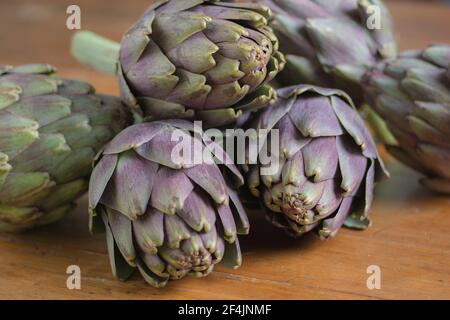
[0, 0, 449, 300]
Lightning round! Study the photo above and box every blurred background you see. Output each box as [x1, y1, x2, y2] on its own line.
[0, 0, 449, 92]
[1, 1, 449, 64]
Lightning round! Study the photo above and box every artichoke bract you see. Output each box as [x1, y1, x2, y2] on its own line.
[0, 64, 132, 232]
[254, 0, 397, 105]
[89, 120, 249, 287]
[242, 85, 389, 238]
[364, 45, 450, 194]
[71, 0, 285, 128]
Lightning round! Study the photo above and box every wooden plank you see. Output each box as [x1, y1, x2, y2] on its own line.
[0, 0, 449, 299]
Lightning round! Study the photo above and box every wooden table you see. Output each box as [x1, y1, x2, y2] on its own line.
[0, 0, 449, 300]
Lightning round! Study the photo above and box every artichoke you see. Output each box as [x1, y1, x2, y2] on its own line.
[0, 64, 132, 232]
[242, 85, 389, 238]
[364, 45, 450, 194]
[71, 0, 285, 128]
[251, 0, 397, 105]
[89, 120, 249, 287]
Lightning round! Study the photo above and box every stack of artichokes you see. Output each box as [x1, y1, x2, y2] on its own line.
[1, 0, 448, 288]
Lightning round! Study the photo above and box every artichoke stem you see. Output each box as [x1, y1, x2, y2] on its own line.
[71, 31, 120, 75]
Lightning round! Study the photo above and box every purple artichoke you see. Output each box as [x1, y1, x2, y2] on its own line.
[72, 0, 285, 128]
[89, 120, 249, 287]
[253, 0, 397, 105]
[364, 45, 450, 194]
[242, 85, 389, 238]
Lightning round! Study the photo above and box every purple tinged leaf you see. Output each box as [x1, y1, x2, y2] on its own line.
[140, 252, 168, 278]
[288, 179, 325, 210]
[305, 17, 376, 67]
[184, 163, 228, 205]
[166, 32, 219, 74]
[415, 102, 450, 137]
[100, 151, 157, 219]
[125, 40, 179, 99]
[118, 67, 138, 109]
[152, 11, 211, 53]
[331, 96, 377, 158]
[278, 115, 311, 159]
[288, 95, 344, 137]
[315, 179, 343, 217]
[281, 150, 307, 187]
[401, 69, 450, 104]
[135, 124, 201, 169]
[136, 256, 169, 288]
[203, 136, 244, 187]
[217, 204, 237, 243]
[408, 115, 449, 148]
[106, 208, 136, 267]
[132, 207, 165, 254]
[200, 227, 218, 253]
[158, 246, 186, 271]
[212, 234, 225, 264]
[101, 210, 135, 280]
[336, 135, 367, 197]
[375, 94, 415, 133]
[181, 235, 210, 268]
[220, 237, 242, 269]
[119, 11, 154, 73]
[88, 154, 118, 211]
[203, 19, 247, 43]
[227, 183, 250, 235]
[164, 214, 192, 249]
[167, 69, 211, 109]
[302, 136, 338, 182]
[422, 45, 450, 69]
[364, 160, 375, 216]
[261, 157, 285, 188]
[205, 82, 250, 110]
[193, 5, 267, 29]
[247, 166, 261, 197]
[150, 167, 194, 215]
[178, 188, 216, 233]
[256, 95, 293, 130]
[204, 54, 244, 85]
[103, 122, 166, 155]
[320, 196, 353, 239]
[286, 218, 319, 237]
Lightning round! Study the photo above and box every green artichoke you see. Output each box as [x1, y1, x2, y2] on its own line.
[0, 64, 132, 232]
[89, 120, 249, 287]
[242, 85, 388, 238]
[252, 0, 397, 105]
[364, 45, 450, 194]
[71, 0, 285, 128]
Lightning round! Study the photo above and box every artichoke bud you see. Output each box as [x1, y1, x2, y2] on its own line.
[244, 85, 388, 238]
[89, 120, 249, 287]
[115, 0, 285, 128]
[255, 0, 397, 106]
[0, 64, 132, 232]
[365, 45, 450, 194]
